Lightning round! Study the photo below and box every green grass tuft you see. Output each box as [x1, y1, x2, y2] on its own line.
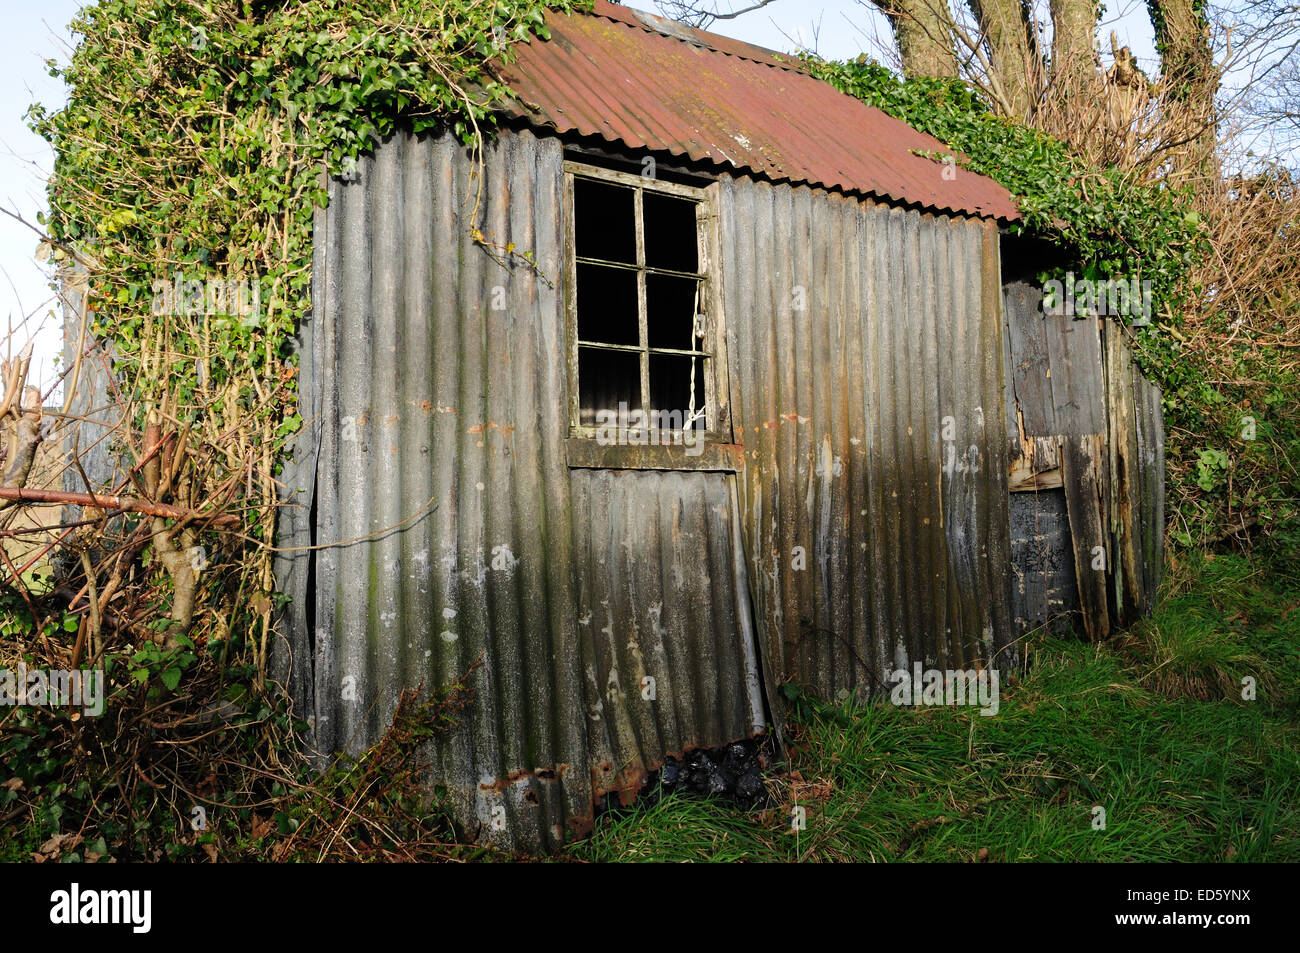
[570, 553, 1300, 862]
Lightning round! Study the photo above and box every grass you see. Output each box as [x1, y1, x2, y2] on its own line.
[570, 551, 1300, 862]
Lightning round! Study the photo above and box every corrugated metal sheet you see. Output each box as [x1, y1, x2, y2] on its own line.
[720, 177, 1017, 699]
[570, 468, 766, 804]
[59, 269, 122, 495]
[273, 125, 769, 852]
[493, 0, 1020, 222]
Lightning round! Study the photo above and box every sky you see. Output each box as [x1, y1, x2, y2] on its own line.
[0, 0, 84, 389]
[0, 0, 1180, 390]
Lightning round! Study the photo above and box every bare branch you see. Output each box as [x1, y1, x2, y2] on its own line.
[653, 0, 781, 29]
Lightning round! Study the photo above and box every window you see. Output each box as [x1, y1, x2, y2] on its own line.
[563, 159, 729, 457]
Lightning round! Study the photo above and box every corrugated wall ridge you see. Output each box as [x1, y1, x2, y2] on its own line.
[722, 177, 1016, 699]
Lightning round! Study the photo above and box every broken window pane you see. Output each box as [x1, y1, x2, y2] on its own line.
[643, 191, 698, 272]
[578, 262, 639, 346]
[646, 273, 701, 350]
[574, 177, 636, 265]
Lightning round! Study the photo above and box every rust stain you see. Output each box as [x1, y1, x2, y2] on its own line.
[567, 811, 594, 839]
[757, 413, 810, 431]
[478, 763, 571, 792]
[466, 420, 515, 437]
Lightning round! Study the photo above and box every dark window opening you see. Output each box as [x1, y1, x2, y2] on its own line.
[644, 191, 699, 272]
[577, 263, 639, 346]
[578, 347, 639, 428]
[570, 168, 712, 437]
[650, 353, 707, 432]
[646, 273, 700, 350]
[574, 177, 636, 264]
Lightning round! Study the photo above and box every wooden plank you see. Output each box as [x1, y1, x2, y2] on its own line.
[1009, 453, 1064, 491]
[1103, 322, 1143, 625]
[1002, 279, 1020, 460]
[562, 172, 579, 433]
[1151, 379, 1166, 597]
[562, 158, 711, 199]
[1044, 309, 1110, 640]
[1133, 366, 1166, 609]
[1003, 278, 1056, 436]
[1009, 489, 1079, 638]
[564, 435, 743, 471]
[1058, 433, 1111, 640]
[1008, 426, 1063, 491]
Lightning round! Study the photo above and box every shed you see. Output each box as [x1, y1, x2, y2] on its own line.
[269, 0, 1165, 851]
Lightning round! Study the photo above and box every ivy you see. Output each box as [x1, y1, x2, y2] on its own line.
[29, 0, 586, 641]
[803, 55, 1206, 332]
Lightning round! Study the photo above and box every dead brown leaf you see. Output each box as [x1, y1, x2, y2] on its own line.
[789, 776, 834, 803]
[34, 831, 82, 861]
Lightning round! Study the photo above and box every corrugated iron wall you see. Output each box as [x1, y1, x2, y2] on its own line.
[279, 125, 593, 852]
[273, 126, 769, 852]
[569, 468, 766, 804]
[718, 178, 1017, 700]
[270, 124, 1163, 853]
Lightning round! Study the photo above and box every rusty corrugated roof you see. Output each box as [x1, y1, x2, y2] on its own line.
[493, 0, 1020, 221]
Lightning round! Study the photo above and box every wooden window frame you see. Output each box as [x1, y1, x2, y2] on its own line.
[562, 159, 733, 470]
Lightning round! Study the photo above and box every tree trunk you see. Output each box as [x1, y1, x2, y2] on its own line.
[1049, 0, 1102, 95]
[1147, 0, 1220, 177]
[966, 0, 1041, 119]
[880, 0, 960, 78]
